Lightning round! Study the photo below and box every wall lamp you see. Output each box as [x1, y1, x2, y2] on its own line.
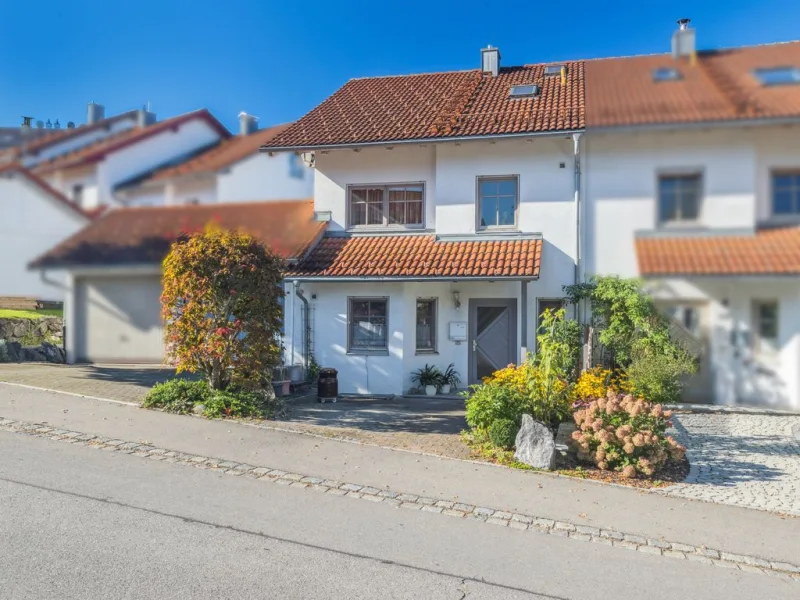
[453, 291, 461, 310]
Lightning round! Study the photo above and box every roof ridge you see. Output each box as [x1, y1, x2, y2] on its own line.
[581, 38, 800, 63]
[108, 198, 314, 213]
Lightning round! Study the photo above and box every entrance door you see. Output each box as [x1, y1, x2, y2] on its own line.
[469, 299, 518, 385]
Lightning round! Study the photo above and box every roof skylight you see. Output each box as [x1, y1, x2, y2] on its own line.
[754, 66, 800, 86]
[652, 67, 682, 82]
[509, 84, 539, 98]
[544, 65, 565, 76]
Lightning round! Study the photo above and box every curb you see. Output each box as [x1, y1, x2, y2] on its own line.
[665, 403, 800, 417]
[2, 415, 798, 581]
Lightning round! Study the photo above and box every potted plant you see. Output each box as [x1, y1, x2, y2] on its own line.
[439, 363, 461, 394]
[411, 364, 443, 396]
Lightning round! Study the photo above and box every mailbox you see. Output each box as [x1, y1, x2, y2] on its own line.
[449, 321, 467, 342]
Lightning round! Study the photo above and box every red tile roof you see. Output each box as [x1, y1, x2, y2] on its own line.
[635, 227, 800, 276]
[30, 200, 324, 269]
[140, 123, 291, 183]
[286, 234, 542, 279]
[0, 163, 91, 220]
[586, 41, 800, 127]
[31, 110, 231, 175]
[262, 63, 585, 149]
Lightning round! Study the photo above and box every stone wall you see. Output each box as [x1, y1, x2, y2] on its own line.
[0, 317, 65, 363]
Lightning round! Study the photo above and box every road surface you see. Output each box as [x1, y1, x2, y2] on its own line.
[1, 431, 796, 599]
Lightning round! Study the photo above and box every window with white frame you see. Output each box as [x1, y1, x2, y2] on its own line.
[752, 300, 779, 354]
[478, 176, 518, 229]
[772, 172, 800, 216]
[347, 184, 424, 228]
[348, 298, 388, 352]
[415, 299, 437, 353]
[658, 174, 701, 224]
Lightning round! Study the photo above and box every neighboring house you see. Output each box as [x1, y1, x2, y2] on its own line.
[262, 24, 800, 409]
[113, 113, 313, 207]
[0, 164, 90, 300]
[262, 47, 585, 396]
[583, 31, 800, 409]
[29, 201, 322, 363]
[30, 109, 230, 211]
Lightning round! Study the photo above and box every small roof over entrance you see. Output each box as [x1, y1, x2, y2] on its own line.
[285, 233, 543, 280]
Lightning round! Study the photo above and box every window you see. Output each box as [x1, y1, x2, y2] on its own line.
[348, 184, 424, 228]
[348, 298, 388, 352]
[415, 299, 437, 353]
[653, 67, 682, 82]
[509, 84, 539, 98]
[544, 65, 565, 77]
[478, 176, 518, 229]
[752, 300, 779, 354]
[288, 153, 305, 180]
[537, 299, 564, 333]
[754, 67, 800, 87]
[658, 174, 701, 223]
[772, 172, 800, 216]
[72, 184, 83, 205]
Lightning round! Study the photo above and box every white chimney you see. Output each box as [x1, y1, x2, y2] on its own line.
[481, 45, 500, 77]
[238, 112, 259, 136]
[137, 107, 157, 127]
[671, 18, 696, 59]
[87, 102, 105, 125]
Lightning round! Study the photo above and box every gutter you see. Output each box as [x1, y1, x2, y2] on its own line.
[284, 275, 540, 283]
[572, 132, 582, 313]
[590, 115, 800, 135]
[293, 281, 311, 376]
[260, 128, 585, 154]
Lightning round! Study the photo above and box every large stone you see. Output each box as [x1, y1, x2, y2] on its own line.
[514, 415, 556, 470]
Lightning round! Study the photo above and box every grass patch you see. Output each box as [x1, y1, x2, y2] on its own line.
[0, 309, 63, 319]
[460, 431, 534, 470]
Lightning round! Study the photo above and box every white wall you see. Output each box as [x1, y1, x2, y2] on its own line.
[314, 145, 436, 231]
[584, 125, 800, 277]
[167, 178, 217, 205]
[0, 173, 88, 300]
[95, 119, 224, 208]
[218, 152, 314, 202]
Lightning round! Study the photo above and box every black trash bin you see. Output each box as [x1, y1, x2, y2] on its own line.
[317, 368, 338, 403]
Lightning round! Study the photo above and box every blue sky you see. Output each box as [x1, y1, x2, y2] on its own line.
[1, 1, 798, 132]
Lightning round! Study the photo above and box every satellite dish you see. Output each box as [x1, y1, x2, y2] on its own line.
[36, 120, 44, 129]
[67, 121, 75, 129]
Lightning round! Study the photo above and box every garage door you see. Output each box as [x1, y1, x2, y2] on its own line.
[74, 275, 164, 363]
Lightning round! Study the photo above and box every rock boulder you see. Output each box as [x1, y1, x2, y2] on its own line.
[514, 414, 556, 470]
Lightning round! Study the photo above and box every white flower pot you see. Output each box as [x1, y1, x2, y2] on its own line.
[440, 384, 451, 394]
[425, 385, 437, 396]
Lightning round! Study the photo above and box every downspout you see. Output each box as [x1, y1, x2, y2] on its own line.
[572, 132, 583, 321]
[293, 281, 310, 377]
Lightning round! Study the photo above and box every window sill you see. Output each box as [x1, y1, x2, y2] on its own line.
[347, 350, 389, 356]
[476, 226, 519, 233]
[656, 220, 703, 229]
[415, 350, 439, 356]
[347, 226, 426, 233]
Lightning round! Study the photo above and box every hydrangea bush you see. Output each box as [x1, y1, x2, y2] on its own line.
[570, 390, 685, 478]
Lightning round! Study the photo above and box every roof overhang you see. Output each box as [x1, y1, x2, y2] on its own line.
[287, 275, 540, 283]
[590, 115, 800, 135]
[260, 128, 585, 154]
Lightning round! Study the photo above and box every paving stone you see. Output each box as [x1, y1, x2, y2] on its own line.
[453, 503, 475, 512]
[377, 490, 399, 498]
[623, 534, 648, 545]
[685, 554, 714, 565]
[362, 494, 384, 503]
[326, 488, 348, 496]
[507, 521, 529, 531]
[486, 517, 509, 527]
[569, 532, 591, 542]
[770, 561, 800, 574]
[511, 514, 533, 524]
[575, 525, 600, 536]
[300, 476, 324, 484]
[400, 502, 422, 510]
[698, 548, 720, 559]
[554, 522, 576, 532]
[281, 473, 305, 482]
[442, 509, 466, 518]
[663, 550, 686, 559]
[251, 468, 271, 477]
[637, 545, 662, 556]
[435, 500, 454, 509]
[613, 540, 639, 551]
[421, 505, 443, 514]
[669, 542, 696, 553]
[359, 486, 381, 495]
[396, 494, 419, 503]
[532, 518, 555, 530]
[647, 539, 671, 550]
[473, 507, 495, 517]
[599, 529, 624, 540]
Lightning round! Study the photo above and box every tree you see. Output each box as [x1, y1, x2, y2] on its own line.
[161, 225, 284, 390]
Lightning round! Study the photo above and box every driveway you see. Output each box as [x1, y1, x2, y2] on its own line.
[0, 364, 178, 404]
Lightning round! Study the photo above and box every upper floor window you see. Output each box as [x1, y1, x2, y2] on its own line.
[772, 172, 800, 216]
[72, 184, 83, 205]
[658, 173, 701, 224]
[754, 67, 800, 87]
[478, 176, 518, 229]
[288, 153, 305, 180]
[348, 184, 424, 228]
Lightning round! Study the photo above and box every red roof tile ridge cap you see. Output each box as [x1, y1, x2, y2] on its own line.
[582, 38, 800, 63]
[109, 198, 315, 213]
[349, 68, 481, 81]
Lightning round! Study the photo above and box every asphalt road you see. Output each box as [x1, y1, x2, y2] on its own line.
[1, 431, 797, 599]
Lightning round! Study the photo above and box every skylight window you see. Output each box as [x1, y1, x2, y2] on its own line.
[544, 65, 565, 76]
[509, 84, 539, 98]
[652, 67, 682, 82]
[754, 66, 800, 86]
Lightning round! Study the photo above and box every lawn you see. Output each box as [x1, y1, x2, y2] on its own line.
[0, 309, 63, 319]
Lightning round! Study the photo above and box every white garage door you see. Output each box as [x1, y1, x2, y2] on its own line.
[74, 275, 164, 363]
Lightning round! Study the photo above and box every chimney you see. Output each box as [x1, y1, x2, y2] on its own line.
[671, 18, 696, 60]
[238, 112, 259, 136]
[20, 116, 33, 130]
[87, 102, 105, 125]
[481, 45, 500, 77]
[137, 107, 157, 127]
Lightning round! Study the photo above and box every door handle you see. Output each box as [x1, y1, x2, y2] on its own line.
[472, 339, 477, 352]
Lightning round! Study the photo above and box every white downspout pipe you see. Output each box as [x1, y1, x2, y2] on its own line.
[573, 132, 583, 321]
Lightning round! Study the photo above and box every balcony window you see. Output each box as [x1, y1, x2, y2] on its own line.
[772, 172, 800, 216]
[348, 184, 424, 228]
[658, 174, 701, 224]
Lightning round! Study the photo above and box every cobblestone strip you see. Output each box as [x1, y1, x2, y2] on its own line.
[2, 416, 798, 581]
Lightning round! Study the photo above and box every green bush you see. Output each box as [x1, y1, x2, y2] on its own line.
[488, 418, 519, 450]
[143, 379, 208, 413]
[465, 382, 523, 431]
[202, 388, 276, 419]
[626, 349, 696, 405]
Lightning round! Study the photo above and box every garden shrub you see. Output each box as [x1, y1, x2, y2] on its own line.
[570, 390, 685, 478]
[143, 379, 209, 414]
[202, 387, 275, 419]
[465, 379, 524, 431]
[626, 348, 697, 405]
[570, 367, 631, 407]
[488, 418, 519, 450]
